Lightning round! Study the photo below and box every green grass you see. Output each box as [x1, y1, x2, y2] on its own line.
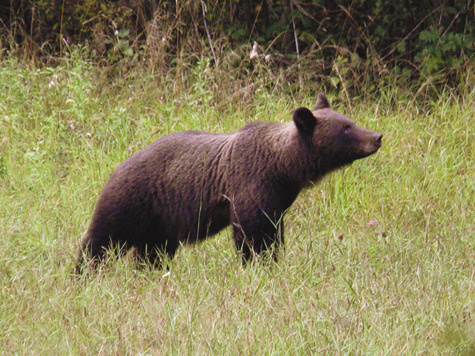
[0, 55, 474, 355]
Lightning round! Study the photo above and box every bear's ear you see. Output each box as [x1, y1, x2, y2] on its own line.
[313, 93, 330, 110]
[293, 107, 317, 134]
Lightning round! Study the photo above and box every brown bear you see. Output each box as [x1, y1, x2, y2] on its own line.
[75, 93, 382, 272]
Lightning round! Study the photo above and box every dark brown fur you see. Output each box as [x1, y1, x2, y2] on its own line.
[75, 93, 382, 272]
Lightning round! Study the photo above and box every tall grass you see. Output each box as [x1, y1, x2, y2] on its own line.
[0, 53, 474, 355]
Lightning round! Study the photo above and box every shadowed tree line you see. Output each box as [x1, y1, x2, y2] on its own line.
[0, 0, 473, 87]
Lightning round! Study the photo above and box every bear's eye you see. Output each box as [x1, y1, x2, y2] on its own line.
[344, 126, 351, 134]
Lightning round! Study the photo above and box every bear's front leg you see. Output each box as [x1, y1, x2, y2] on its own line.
[231, 208, 285, 265]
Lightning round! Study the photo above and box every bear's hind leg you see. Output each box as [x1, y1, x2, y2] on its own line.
[74, 233, 128, 274]
[135, 239, 179, 270]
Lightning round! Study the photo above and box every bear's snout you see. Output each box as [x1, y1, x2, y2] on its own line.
[358, 130, 382, 158]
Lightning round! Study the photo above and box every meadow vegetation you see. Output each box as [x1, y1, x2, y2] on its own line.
[0, 44, 474, 355]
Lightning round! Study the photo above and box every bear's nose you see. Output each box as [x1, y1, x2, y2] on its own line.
[375, 133, 383, 144]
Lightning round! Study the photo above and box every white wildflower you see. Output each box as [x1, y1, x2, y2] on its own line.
[48, 75, 58, 88]
[250, 41, 259, 60]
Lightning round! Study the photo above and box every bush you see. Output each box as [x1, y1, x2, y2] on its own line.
[1, 0, 473, 93]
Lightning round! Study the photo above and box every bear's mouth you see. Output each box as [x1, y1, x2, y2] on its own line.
[360, 137, 382, 157]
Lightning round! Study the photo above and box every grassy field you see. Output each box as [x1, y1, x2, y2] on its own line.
[0, 55, 474, 355]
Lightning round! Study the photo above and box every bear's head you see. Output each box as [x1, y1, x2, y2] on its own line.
[293, 93, 382, 173]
